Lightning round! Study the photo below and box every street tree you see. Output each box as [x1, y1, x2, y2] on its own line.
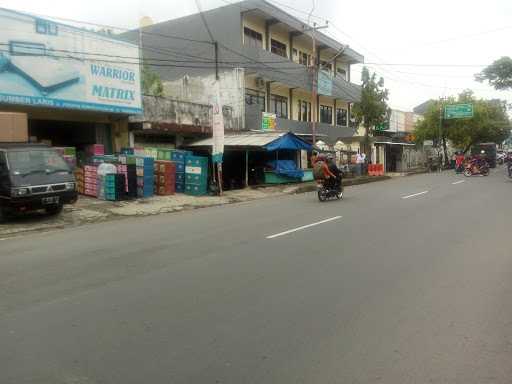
[351, 67, 390, 158]
[142, 64, 164, 97]
[414, 91, 510, 160]
[475, 56, 512, 90]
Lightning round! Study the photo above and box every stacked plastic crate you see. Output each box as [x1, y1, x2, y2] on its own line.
[85, 144, 104, 157]
[185, 156, 209, 196]
[97, 174, 126, 201]
[118, 154, 137, 198]
[74, 167, 85, 195]
[171, 150, 187, 193]
[136, 157, 154, 198]
[154, 160, 176, 195]
[83, 165, 98, 197]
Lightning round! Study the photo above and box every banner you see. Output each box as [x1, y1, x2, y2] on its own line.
[0, 8, 142, 114]
[317, 70, 333, 97]
[212, 81, 224, 163]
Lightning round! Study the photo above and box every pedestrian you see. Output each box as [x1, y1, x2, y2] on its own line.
[356, 152, 364, 176]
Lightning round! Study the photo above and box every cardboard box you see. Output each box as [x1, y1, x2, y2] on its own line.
[0, 112, 28, 142]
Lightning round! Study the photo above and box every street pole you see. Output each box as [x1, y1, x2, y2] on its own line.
[305, 23, 328, 147]
[439, 102, 443, 167]
[311, 29, 317, 146]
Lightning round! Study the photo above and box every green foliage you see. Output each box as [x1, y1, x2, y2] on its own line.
[351, 67, 390, 132]
[475, 56, 512, 90]
[142, 64, 164, 97]
[414, 91, 511, 153]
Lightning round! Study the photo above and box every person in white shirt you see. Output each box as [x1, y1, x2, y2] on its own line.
[355, 152, 365, 176]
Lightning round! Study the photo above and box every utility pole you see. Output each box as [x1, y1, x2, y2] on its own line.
[304, 23, 328, 146]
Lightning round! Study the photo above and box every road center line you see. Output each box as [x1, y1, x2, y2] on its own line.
[266, 216, 342, 239]
[401, 190, 429, 199]
[452, 180, 465, 185]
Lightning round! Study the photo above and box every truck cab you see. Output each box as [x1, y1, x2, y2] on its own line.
[0, 143, 77, 218]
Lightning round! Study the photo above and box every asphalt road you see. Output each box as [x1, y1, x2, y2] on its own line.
[1, 169, 512, 383]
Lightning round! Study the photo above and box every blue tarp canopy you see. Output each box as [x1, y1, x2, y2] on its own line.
[267, 160, 304, 179]
[264, 132, 312, 152]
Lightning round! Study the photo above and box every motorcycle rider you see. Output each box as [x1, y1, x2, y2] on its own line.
[326, 155, 342, 192]
[505, 150, 512, 177]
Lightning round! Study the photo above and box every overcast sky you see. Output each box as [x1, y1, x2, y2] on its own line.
[1, 0, 511, 111]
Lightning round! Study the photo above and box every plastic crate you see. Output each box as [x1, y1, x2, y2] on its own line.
[185, 183, 208, 196]
[175, 182, 185, 193]
[185, 173, 208, 186]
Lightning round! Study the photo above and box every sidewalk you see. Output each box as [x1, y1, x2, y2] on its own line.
[0, 174, 390, 239]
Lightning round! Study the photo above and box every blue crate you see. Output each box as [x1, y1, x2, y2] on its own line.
[171, 150, 186, 163]
[175, 172, 185, 183]
[175, 182, 185, 193]
[176, 162, 185, 173]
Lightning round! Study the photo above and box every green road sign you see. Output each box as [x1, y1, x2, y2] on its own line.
[444, 103, 473, 119]
[375, 121, 389, 131]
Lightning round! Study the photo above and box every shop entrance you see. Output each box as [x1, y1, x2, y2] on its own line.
[385, 144, 403, 172]
[28, 119, 113, 154]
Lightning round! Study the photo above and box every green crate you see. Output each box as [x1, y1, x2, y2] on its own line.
[185, 183, 208, 196]
[185, 173, 208, 185]
[157, 149, 172, 161]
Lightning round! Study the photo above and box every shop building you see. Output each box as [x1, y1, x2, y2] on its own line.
[120, 0, 363, 188]
[0, 8, 142, 152]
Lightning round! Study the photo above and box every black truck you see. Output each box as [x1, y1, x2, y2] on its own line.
[0, 143, 77, 219]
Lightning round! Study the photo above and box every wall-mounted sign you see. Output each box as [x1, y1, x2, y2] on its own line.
[0, 8, 142, 114]
[262, 112, 277, 130]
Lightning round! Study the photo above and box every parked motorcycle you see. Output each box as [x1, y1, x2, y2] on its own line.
[464, 160, 490, 177]
[317, 180, 343, 201]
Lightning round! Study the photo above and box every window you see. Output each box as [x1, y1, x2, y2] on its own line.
[336, 108, 348, 126]
[320, 105, 333, 124]
[292, 48, 298, 62]
[36, 19, 58, 36]
[320, 60, 333, 73]
[270, 39, 287, 58]
[337, 67, 347, 80]
[270, 94, 288, 118]
[9, 41, 46, 56]
[245, 89, 265, 112]
[244, 27, 263, 49]
[299, 51, 310, 66]
[297, 100, 311, 122]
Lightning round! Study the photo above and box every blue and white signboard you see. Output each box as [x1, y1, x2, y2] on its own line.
[0, 8, 143, 114]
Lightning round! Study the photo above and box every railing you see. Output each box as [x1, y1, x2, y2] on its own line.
[244, 103, 356, 141]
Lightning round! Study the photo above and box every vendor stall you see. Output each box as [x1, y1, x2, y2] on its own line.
[188, 132, 312, 189]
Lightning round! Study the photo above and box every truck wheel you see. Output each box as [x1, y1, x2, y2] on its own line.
[45, 204, 63, 216]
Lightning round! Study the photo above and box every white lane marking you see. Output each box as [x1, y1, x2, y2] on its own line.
[266, 216, 342, 239]
[452, 180, 465, 185]
[401, 190, 429, 199]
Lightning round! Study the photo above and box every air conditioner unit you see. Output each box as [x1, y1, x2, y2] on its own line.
[255, 77, 265, 89]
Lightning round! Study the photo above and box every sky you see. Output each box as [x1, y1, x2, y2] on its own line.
[1, 0, 511, 111]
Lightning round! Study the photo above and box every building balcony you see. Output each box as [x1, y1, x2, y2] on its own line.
[245, 103, 355, 142]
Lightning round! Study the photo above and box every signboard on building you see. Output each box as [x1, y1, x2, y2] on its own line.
[317, 70, 333, 97]
[0, 8, 142, 114]
[423, 140, 434, 146]
[375, 121, 389, 131]
[262, 112, 277, 130]
[444, 103, 473, 119]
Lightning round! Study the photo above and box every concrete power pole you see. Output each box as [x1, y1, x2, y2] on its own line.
[305, 23, 328, 146]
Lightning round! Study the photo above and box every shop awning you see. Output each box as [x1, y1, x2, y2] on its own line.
[188, 132, 312, 151]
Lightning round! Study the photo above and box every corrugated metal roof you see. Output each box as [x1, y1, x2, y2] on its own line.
[189, 132, 287, 147]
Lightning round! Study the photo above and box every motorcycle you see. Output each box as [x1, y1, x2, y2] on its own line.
[464, 160, 490, 177]
[317, 178, 343, 201]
